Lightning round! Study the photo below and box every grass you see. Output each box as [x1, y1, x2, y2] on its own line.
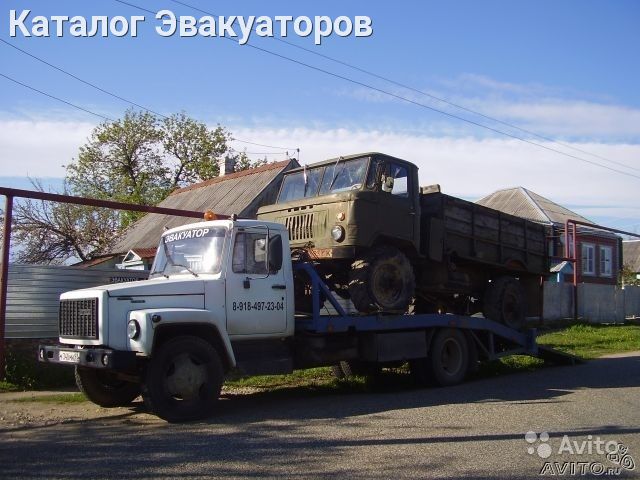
[537, 323, 640, 359]
[0, 380, 21, 392]
[10, 393, 87, 404]
[226, 367, 336, 390]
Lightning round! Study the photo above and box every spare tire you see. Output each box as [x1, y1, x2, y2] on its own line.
[349, 246, 415, 313]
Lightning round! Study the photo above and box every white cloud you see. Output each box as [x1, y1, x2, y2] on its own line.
[1, 117, 639, 231]
[0, 119, 95, 177]
[343, 74, 640, 140]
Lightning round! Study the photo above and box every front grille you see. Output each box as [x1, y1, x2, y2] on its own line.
[285, 213, 315, 241]
[59, 298, 99, 339]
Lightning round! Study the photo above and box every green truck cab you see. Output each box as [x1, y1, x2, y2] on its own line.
[257, 152, 548, 327]
[257, 153, 421, 259]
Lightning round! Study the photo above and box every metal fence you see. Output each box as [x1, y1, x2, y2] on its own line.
[5, 264, 148, 339]
[543, 282, 640, 323]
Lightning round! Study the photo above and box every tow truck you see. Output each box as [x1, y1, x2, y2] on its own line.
[40, 216, 575, 422]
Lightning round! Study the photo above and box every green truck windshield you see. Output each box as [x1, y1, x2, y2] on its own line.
[277, 157, 369, 203]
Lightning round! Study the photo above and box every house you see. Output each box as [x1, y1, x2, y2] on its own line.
[476, 187, 621, 285]
[622, 240, 640, 282]
[91, 157, 299, 269]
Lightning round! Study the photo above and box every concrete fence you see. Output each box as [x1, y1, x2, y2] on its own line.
[543, 282, 640, 324]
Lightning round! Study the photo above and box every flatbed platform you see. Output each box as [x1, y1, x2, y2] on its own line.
[293, 262, 578, 365]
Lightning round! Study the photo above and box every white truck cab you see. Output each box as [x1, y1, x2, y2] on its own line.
[41, 219, 295, 421]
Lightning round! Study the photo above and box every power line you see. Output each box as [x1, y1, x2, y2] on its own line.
[239, 42, 640, 180]
[229, 139, 299, 150]
[268, 29, 638, 174]
[165, 0, 640, 176]
[0, 72, 113, 121]
[0, 37, 297, 152]
[230, 149, 289, 155]
[0, 38, 165, 118]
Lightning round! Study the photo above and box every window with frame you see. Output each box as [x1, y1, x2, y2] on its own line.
[382, 162, 409, 197]
[581, 243, 595, 275]
[599, 245, 613, 277]
[232, 231, 268, 275]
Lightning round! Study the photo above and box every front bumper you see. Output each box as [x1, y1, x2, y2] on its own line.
[38, 345, 137, 370]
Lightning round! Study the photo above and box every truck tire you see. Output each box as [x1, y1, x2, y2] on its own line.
[330, 364, 346, 379]
[428, 329, 469, 387]
[483, 276, 527, 330]
[332, 361, 380, 379]
[349, 246, 415, 313]
[142, 336, 224, 422]
[75, 366, 140, 408]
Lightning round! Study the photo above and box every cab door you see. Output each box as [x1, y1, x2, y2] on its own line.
[225, 227, 287, 336]
[378, 161, 415, 241]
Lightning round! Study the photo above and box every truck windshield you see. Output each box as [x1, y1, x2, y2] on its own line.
[150, 226, 227, 277]
[277, 157, 369, 203]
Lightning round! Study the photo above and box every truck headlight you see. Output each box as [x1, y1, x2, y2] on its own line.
[127, 319, 140, 340]
[331, 225, 345, 242]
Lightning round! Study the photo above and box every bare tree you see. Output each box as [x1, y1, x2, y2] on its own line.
[12, 180, 119, 264]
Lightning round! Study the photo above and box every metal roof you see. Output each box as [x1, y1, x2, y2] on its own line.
[111, 159, 297, 252]
[476, 187, 593, 225]
[623, 240, 640, 272]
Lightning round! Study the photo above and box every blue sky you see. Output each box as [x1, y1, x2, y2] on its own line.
[1, 1, 640, 232]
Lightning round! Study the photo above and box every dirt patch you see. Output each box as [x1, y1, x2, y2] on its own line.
[0, 391, 157, 429]
[0, 386, 267, 429]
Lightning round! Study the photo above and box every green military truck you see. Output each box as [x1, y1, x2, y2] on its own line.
[257, 153, 549, 329]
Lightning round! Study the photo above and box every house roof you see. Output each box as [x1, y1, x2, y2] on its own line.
[476, 187, 594, 226]
[73, 254, 119, 268]
[130, 248, 157, 259]
[111, 159, 298, 252]
[623, 240, 640, 272]
[550, 260, 574, 274]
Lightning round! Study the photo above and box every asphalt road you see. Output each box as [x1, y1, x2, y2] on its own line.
[1, 353, 639, 479]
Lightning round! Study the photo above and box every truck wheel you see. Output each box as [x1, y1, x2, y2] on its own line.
[428, 329, 469, 386]
[349, 246, 415, 313]
[330, 364, 346, 379]
[483, 276, 526, 330]
[332, 361, 379, 379]
[142, 336, 224, 422]
[75, 367, 140, 407]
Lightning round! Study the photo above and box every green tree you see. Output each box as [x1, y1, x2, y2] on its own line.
[621, 264, 639, 286]
[233, 152, 267, 171]
[13, 110, 266, 264]
[161, 112, 230, 186]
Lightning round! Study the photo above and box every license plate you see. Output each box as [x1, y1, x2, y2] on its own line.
[58, 351, 80, 363]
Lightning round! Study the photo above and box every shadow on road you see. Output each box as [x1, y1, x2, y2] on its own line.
[1, 354, 638, 479]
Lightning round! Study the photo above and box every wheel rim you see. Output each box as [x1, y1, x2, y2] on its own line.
[371, 263, 404, 307]
[164, 352, 208, 401]
[440, 338, 463, 376]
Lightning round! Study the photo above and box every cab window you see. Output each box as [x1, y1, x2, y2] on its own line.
[232, 232, 268, 274]
[381, 162, 409, 197]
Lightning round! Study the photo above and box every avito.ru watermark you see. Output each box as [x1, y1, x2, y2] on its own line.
[525, 431, 636, 476]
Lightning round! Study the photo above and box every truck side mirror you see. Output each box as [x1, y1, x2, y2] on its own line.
[382, 175, 395, 193]
[268, 235, 283, 273]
